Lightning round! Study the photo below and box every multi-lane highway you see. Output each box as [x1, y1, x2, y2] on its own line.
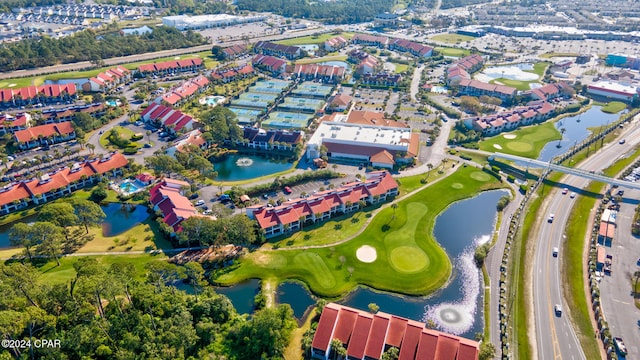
[532, 118, 640, 360]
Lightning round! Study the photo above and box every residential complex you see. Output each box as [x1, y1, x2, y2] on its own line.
[150, 178, 202, 232]
[137, 58, 203, 76]
[311, 303, 479, 360]
[141, 102, 198, 134]
[247, 171, 398, 238]
[254, 41, 302, 60]
[470, 101, 556, 135]
[14, 122, 76, 150]
[0, 152, 127, 215]
[155, 75, 210, 106]
[82, 66, 131, 92]
[0, 84, 77, 108]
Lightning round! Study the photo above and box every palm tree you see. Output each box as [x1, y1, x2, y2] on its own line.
[87, 143, 96, 155]
[557, 127, 566, 148]
[330, 339, 346, 360]
[391, 203, 398, 220]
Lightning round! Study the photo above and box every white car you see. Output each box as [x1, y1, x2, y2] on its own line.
[570, 192, 576, 198]
[552, 247, 559, 257]
[195, 200, 205, 206]
[548, 214, 555, 223]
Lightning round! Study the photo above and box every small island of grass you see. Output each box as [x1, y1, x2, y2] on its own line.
[600, 101, 626, 114]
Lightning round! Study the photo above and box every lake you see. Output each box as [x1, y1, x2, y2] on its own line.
[213, 154, 294, 182]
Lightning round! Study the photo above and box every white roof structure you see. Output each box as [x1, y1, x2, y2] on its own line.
[588, 80, 639, 96]
[162, 14, 265, 30]
[308, 121, 413, 149]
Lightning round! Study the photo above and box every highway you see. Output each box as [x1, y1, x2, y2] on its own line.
[531, 118, 640, 360]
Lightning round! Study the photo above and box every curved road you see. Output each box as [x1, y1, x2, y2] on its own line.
[532, 117, 640, 360]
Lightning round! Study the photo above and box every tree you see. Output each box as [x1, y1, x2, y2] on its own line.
[479, 341, 497, 360]
[229, 305, 296, 359]
[184, 262, 206, 300]
[38, 202, 78, 241]
[32, 222, 65, 266]
[330, 338, 346, 360]
[382, 346, 399, 360]
[145, 154, 185, 177]
[73, 199, 106, 233]
[391, 203, 398, 220]
[9, 223, 38, 261]
[368, 303, 380, 314]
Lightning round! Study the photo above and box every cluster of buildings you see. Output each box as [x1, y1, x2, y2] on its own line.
[155, 75, 210, 106]
[13, 121, 76, 150]
[235, 127, 303, 152]
[161, 14, 265, 30]
[351, 33, 390, 48]
[0, 84, 77, 108]
[323, 36, 349, 52]
[349, 50, 380, 76]
[252, 54, 288, 76]
[222, 44, 249, 60]
[456, 79, 517, 101]
[254, 41, 302, 60]
[291, 63, 346, 84]
[307, 110, 418, 169]
[311, 303, 479, 360]
[469, 101, 556, 136]
[446, 54, 485, 85]
[137, 58, 204, 77]
[388, 38, 433, 58]
[210, 63, 255, 83]
[150, 178, 204, 232]
[247, 171, 398, 238]
[82, 66, 132, 93]
[19, 4, 145, 21]
[0, 152, 128, 216]
[140, 102, 198, 134]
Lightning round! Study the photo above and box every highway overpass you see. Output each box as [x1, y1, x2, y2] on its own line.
[490, 152, 640, 190]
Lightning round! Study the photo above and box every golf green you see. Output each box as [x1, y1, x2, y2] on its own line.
[470, 172, 492, 182]
[451, 182, 464, 189]
[390, 246, 429, 273]
[293, 252, 336, 289]
[506, 141, 534, 152]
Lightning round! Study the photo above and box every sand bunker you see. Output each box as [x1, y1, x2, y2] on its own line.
[493, 144, 503, 149]
[356, 245, 377, 263]
[8, 84, 16, 87]
[503, 134, 517, 139]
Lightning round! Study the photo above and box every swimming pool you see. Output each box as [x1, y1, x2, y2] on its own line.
[106, 100, 119, 107]
[118, 180, 144, 195]
[199, 95, 225, 106]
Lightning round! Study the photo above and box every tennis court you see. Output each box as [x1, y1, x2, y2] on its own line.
[262, 111, 313, 129]
[228, 107, 262, 124]
[291, 82, 334, 98]
[277, 96, 324, 113]
[250, 79, 291, 94]
[231, 92, 278, 109]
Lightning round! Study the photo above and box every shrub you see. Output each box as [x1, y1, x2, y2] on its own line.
[506, 175, 515, 183]
[130, 133, 143, 141]
[124, 147, 138, 155]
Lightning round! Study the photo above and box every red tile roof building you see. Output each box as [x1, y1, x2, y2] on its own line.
[155, 75, 210, 106]
[254, 41, 302, 60]
[324, 36, 349, 51]
[0, 112, 31, 135]
[39, 103, 107, 124]
[149, 178, 200, 232]
[469, 101, 557, 136]
[210, 63, 255, 83]
[0, 152, 127, 215]
[13, 121, 76, 150]
[292, 63, 346, 84]
[137, 58, 204, 76]
[246, 171, 398, 238]
[0, 84, 77, 108]
[140, 102, 198, 134]
[311, 303, 479, 360]
[82, 66, 132, 92]
[352, 33, 389, 48]
[222, 44, 248, 59]
[457, 79, 517, 101]
[252, 54, 288, 76]
[389, 38, 433, 57]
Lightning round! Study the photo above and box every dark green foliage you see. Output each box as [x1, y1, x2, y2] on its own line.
[225, 170, 342, 200]
[496, 195, 511, 211]
[235, 0, 396, 24]
[0, 27, 206, 72]
[90, 185, 109, 203]
[179, 214, 263, 247]
[0, 0, 64, 13]
[474, 243, 490, 268]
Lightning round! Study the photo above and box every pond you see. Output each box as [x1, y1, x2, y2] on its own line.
[537, 105, 621, 162]
[276, 281, 315, 320]
[478, 63, 538, 82]
[0, 203, 149, 248]
[298, 44, 319, 55]
[214, 278, 260, 315]
[320, 61, 351, 72]
[44, 78, 88, 86]
[213, 154, 294, 182]
[340, 189, 507, 338]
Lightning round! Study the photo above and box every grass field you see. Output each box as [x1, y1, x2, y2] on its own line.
[213, 166, 503, 297]
[435, 47, 470, 57]
[600, 101, 627, 114]
[294, 55, 348, 65]
[430, 33, 476, 44]
[527, 62, 550, 77]
[479, 121, 561, 158]
[393, 63, 409, 74]
[489, 78, 537, 91]
[99, 126, 138, 149]
[274, 32, 354, 46]
[539, 52, 579, 59]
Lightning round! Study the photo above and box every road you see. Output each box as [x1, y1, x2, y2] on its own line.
[532, 118, 640, 360]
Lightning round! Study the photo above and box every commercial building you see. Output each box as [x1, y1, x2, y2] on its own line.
[247, 171, 398, 238]
[311, 303, 479, 360]
[0, 152, 127, 215]
[162, 14, 265, 30]
[586, 80, 639, 102]
[306, 120, 419, 168]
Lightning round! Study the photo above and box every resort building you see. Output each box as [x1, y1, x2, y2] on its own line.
[306, 121, 419, 168]
[246, 171, 398, 238]
[210, 63, 255, 83]
[254, 41, 302, 60]
[586, 80, 640, 102]
[374, 12, 401, 28]
[327, 93, 352, 112]
[236, 127, 303, 151]
[388, 38, 433, 58]
[0, 112, 31, 135]
[291, 63, 346, 84]
[470, 101, 556, 136]
[323, 36, 349, 52]
[446, 54, 484, 85]
[361, 72, 403, 87]
[0, 152, 128, 216]
[140, 102, 198, 134]
[321, 110, 407, 128]
[252, 54, 288, 76]
[14, 121, 76, 150]
[352, 33, 389, 48]
[166, 129, 208, 157]
[311, 303, 479, 360]
[162, 14, 265, 30]
[39, 103, 107, 123]
[222, 44, 249, 60]
[524, 83, 572, 102]
[137, 58, 203, 76]
[0, 84, 77, 108]
[456, 79, 518, 101]
[155, 75, 210, 106]
[82, 66, 131, 92]
[149, 178, 200, 232]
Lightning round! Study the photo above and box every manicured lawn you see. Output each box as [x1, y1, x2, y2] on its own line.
[77, 217, 172, 253]
[99, 126, 140, 149]
[489, 78, 538, 91]
[393, 63, 409, 74]
[600, 101, 626, 114]
[37, 253, 167, 285]
[274, 32, 354, 46]
[526, 62, 550, 77]
[478, 121, 561, 159]
[435, 47, 470, 57]
[430, 33, 476, 44]
[0, 77, 44, 87]
[213, 166, 503, 297]
[539, 52, 579, 59]
[294, 55, 348, 65]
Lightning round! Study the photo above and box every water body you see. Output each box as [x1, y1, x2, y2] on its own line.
[340, 190, 506, 338]
[101, 203, 150, 237]
[213, 154, 294, 181]
[0, 204, 149, 248]
[44, 78, 88, 86]
[480, 63, 538, 81]
[537, 105, 621, 162]
[320, 61, 351, 72]
[215, 278, 261, 315]
[276, 281, 315, 319]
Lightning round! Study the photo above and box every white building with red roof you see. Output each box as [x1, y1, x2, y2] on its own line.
[457, 78, 518, 101]
[82, 66, 131, 92]
[246, 171, 398, 238]
[13, 121, 76, 150]
[352, 33, 389, 48]
[311, 303, 479, 360]
[0, 152, 128, 215]
[154, 75, 210, 106]
[586, 80, 640, 102]
[324, 36, 349, 52]
[166, 129, 208, 157]
[470, 101, 557, 136]
[149, 178, 201, 232]
[137, 58, 204, 76]
[252, 54, 288, 76]
[140, 102, 198, 134]
[0, 84, 77, 108]
[389, 38, 433, 58]
[0, 112, 31, 135]
[292, 63, 346, 84]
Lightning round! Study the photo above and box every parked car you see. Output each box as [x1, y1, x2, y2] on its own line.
[283, 186, 292, 194]
[614, 337, 627, 356]
[195, 200, 205, 206]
